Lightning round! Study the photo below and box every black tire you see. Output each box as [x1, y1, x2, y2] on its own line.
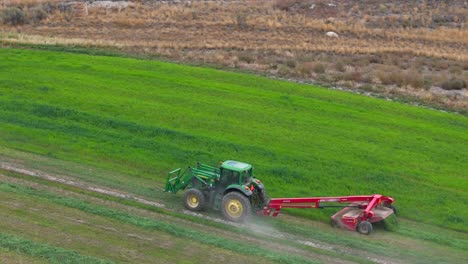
[357, 221, 373, 235]
[383, 213, 399, 231]
[388, 204, 398, 216]
[331, 218, 339, 228]
[221, 192, 252, 222]
[260, 189, 270, 206]
[183, 188, 205, 211]
[251, 188, 269, 210]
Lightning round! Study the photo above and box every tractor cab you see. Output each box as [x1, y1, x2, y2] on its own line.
[219, 160, 253, 186]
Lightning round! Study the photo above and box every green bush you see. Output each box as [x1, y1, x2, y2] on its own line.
[0, 7, 26, 25]
[238, 53, 255, 64]
[29, 7, 48, 23]
[377, 68, 405, 86]
[313, 63, 326, 74]
[335, 61, 345, 72]
[286, 59, 296, 68]
[297, 62, 314, 76]
[441, 78, 466, 90]
[404, 70, 425, 89]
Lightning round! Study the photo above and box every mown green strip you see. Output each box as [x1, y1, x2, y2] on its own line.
[395, 224, 468, 251]
[0, 232, 113, 264]
[0, 182, 319, 264]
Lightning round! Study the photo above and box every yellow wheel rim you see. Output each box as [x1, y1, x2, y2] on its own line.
[225, 199, 243, 218]
[187, 194, 199, 208]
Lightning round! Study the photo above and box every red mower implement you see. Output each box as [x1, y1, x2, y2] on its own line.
[262, 194, 396, 235]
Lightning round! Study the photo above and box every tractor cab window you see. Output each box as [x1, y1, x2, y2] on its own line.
[221, 169, 240, 185]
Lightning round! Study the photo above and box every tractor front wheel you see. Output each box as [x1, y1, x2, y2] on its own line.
[222, 192, 251, 222]
[357, 221, 373, 235]
[183, 188, 205, 211]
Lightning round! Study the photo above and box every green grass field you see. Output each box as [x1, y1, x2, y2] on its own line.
[0, 47, 467, 235]
[1, 167, 466, 264]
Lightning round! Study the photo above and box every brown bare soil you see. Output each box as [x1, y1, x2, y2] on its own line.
[1, 0, 467, 112]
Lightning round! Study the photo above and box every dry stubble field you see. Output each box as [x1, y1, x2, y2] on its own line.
[0, 0, 467, 112]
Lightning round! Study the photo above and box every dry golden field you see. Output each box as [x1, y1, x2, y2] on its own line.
[1, 0, 467, 112]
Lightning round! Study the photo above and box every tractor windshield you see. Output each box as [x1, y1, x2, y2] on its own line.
[221, 169, 240, 185]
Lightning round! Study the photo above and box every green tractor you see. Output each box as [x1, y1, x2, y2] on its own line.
[165, 160, 269, 222]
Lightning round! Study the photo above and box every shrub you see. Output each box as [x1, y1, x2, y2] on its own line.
[463, 62, 468, 71]
[423, 78, 433, 90]
[343, 70, 362, 82]
[441, 78, 467, 90]
[236, 13, 248, 30]
[448, 65, 463, 75]
[377, 68, 405, 86]
[29, 7, 48, 23]
[273, 0, 301, 11]
[297, 62, 314, 77]
[404, 70, 425, 89]
[238, 54, 255, 64]
[313, 63, 326, 74]
[0, 7, 26, 25]
[360, 84, 375, 92]
[277, 65, 290, 75]
[368, 55, 383, 64]
[436, 61, 450, 70]
[335, 62, 345, 72]
[285, 60, 296, 68]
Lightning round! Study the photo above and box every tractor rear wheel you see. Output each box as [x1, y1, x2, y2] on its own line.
[221, 192, 251, 222]
[183, 188, 205, 211]
[357, 221, 373, 235]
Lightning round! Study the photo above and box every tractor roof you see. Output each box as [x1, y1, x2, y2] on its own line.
[221, 160, 252, 172]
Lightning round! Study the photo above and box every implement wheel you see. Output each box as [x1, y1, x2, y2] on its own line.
[183, 188, 205, 211]
[357, 221, 373, 235]
[222, 192, 251, 222]
[331, 218, 340, 228]
[388, 204, 398, 215]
